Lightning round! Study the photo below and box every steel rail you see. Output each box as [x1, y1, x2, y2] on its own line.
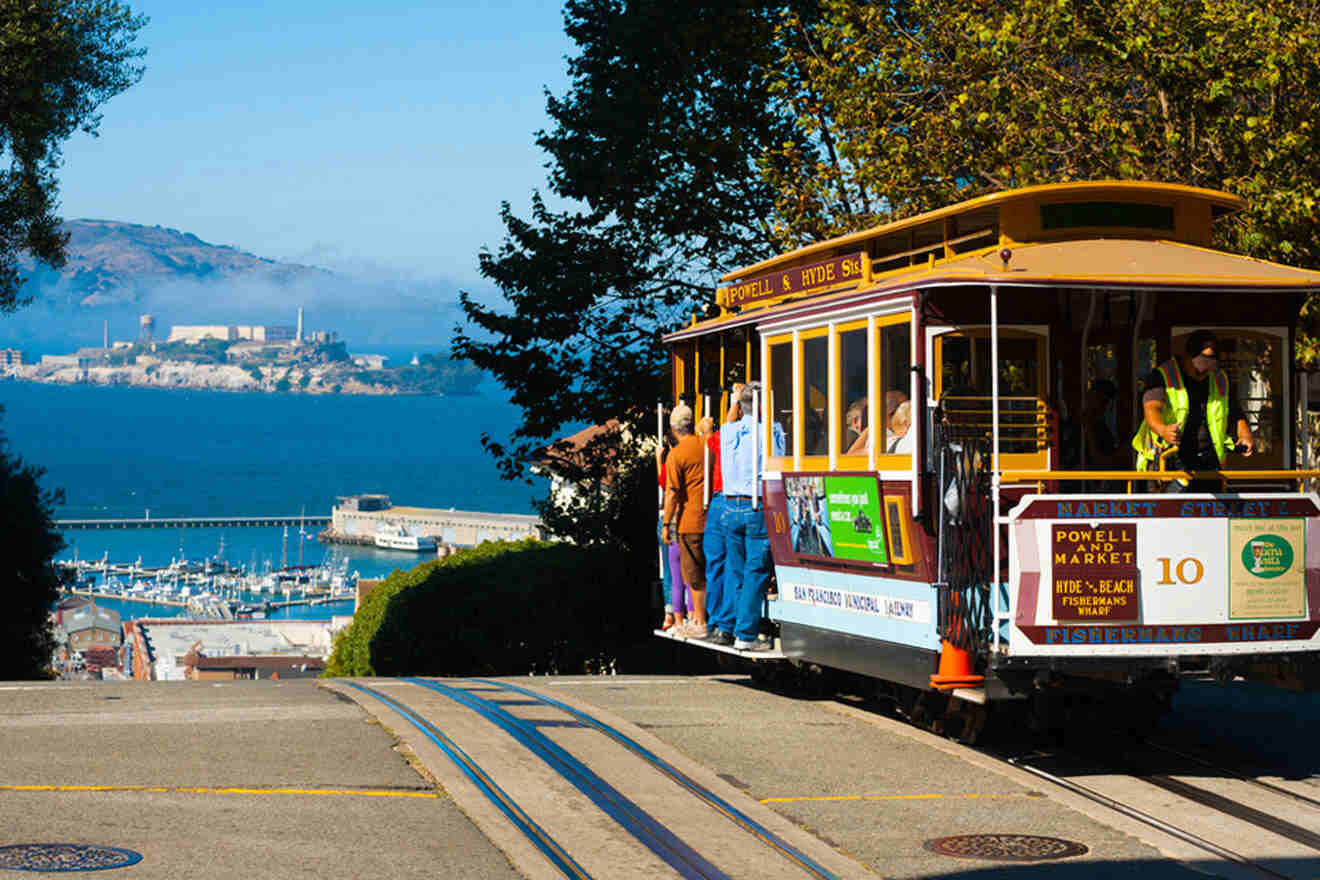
[408, 678, 727, 880]
[1005, 754, 1296, 880]
[342, 682, 593, 880]
[470, 678, 843, 880]
[1144, 740, 1320, 812]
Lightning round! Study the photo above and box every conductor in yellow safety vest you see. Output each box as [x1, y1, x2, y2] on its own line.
[1132, 329, 1255, 492]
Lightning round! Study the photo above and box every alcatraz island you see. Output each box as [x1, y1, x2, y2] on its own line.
[2, 309, 481, 396]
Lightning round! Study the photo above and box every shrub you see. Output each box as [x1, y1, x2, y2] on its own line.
[323, 539, 650, 677]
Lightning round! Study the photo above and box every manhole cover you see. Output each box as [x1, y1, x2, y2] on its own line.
[0, 844, 143, 872]
[924, 834, 1088, 862]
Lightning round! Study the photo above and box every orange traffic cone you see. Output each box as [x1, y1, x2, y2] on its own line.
[929, 639, 984, 690]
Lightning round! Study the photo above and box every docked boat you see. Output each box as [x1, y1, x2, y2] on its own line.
[374, 521, 437, 552]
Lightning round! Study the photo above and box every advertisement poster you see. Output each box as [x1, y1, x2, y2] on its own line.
[1051, 522, 1138, 621]
[784, 474, 888, 564]
[1228, 519, 1306, 620]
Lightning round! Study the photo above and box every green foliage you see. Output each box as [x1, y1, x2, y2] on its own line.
[273, 376, 291, 393]
[0, 0, 147, 310]
[154, 337, 230, 364]
[389, 355, 484, 395]
[324, 540, 649, 677]
[0, 413, 64, 679]
[766, 1, 1320, 283]
[324, 557, 443, 677]
[455, 0, 813, 485]
[244, 364, 262, 382]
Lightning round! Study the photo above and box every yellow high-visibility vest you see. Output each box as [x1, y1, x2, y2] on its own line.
[1131, 358, 1233, 471]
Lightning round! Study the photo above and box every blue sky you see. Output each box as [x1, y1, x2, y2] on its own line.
[55, 1, 574, 287]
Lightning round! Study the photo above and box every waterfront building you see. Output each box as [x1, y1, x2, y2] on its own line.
[0, 348, 23, 366]
[328, 494, 543, 548]
[123, 619, 338, 681]
[62, 602, 122, 653]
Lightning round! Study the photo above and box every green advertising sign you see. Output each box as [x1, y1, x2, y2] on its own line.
[822, 475, 888, 563]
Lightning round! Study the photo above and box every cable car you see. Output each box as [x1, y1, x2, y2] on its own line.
[660, 181, 1320, 736]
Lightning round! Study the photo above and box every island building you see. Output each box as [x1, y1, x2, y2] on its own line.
[326, 494, 543, 548]
[351, 353, 387, 369]
[0, 348, 22, 366]
[166, 324, 298, 344]
[122, 619, 336, 681]
[40, 353, 97, 369]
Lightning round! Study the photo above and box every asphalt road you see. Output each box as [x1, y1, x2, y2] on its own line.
[3, 675, 1316, 879]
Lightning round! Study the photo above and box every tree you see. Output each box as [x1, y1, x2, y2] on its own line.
[1, 0, 147, 310]
[455, 0, 812, 495]
[0, 418, 65, 679]
[766, 0, 1320, 277]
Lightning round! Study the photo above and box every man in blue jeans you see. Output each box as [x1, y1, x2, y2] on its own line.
[709, 382, 784, 652]
[698, 387, 742, 648]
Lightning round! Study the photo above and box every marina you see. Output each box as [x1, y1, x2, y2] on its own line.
[56, 544, 360, 621]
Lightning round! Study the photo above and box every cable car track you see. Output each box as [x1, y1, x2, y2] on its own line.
[1143, 739, 1320, 812]
[1003, 752, 1296, 879]
[995, 741, 1320, 880]
[343, 679, 846, 880]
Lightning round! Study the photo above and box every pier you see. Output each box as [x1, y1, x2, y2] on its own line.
[56, 515, 331, 531]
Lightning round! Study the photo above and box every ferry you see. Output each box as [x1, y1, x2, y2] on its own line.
[374, 521, 438, 552]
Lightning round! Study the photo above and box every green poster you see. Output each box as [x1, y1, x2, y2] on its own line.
[822, 476, 888, 563]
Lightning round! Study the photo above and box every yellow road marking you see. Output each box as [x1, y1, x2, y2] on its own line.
[761, 792, 1045, 804]
[0, 784, 439, 799]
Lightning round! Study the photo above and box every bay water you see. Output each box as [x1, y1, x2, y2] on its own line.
[0, 378, 539, 620]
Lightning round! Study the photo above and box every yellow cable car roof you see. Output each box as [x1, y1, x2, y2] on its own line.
[933, 237, 1320, 287]
[721, 181, 1246, 283]
[666, 236, 1320, 344]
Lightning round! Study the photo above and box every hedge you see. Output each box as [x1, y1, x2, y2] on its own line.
[323, 539, 649, 677]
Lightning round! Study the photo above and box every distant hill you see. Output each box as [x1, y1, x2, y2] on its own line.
[17, 220, 330, 306]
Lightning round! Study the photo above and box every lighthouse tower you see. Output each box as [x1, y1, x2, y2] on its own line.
[296, 307, 303, 344]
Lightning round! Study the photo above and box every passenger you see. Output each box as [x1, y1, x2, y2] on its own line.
[886, 396, 913, 455]
[1133, 330, 1255, 492]
[715, 382, 786, 652]
[697, 385, 743, 648]
[843, 397, 869, 455]
[662, 403, 708, 638]
[656, 432, 675, 629]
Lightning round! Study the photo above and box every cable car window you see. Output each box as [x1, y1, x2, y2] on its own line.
[768, 339, 794, 457]
[802, 334, 829, 456]
[1041, 201, 1174, 231]
[839, 327, 868, 457]
[934, 329, 1048, 461]
[881, 323, 912, 455]
[674, 343, 695, 404]
[699, 336, 721, 415]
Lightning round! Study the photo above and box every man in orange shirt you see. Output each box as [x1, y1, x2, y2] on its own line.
[661, 403, 707, 639]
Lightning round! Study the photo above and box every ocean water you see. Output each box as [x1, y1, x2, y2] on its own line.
[0, 379, 541, 607]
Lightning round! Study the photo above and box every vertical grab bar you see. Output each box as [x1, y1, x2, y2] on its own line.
[754, 388, 762, 510]
[703, 394, 711, 509]
[657, 402, 664, 581]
